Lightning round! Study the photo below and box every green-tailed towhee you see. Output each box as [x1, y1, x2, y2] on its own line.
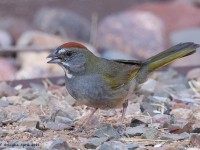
[47, 42, 199, 129]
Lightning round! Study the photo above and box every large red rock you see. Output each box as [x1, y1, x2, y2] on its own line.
[97, 11, 166, 59]
[132, 1, 200, 33]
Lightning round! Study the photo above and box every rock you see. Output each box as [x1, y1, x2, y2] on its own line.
[27, 128, 43, 137]
[190, 134, 200, 147]
[140, 79, 158, 94]
[152, 114, 171, 127]
[0, 82, 18, 97]
[124, 126, 149, 137]
[126, 102, 141, 116]
[140, 102, 158, 116]
[8, 112, 27, 122]
[19, 88, 38, 101]
[49, 138, 70, 150]
[172, 103, 188, 109]
[141, 128, 159, 139]
[0, 110, 7, 125]
[50, 108, 78, 121]
[34, 7, 90, 42]
[97, 11, 165, 59]
[168, 121, 193, 134]
[19, 116, 40, 128]
[44, 122, 73, 130]
[126, 143, 139, 150]
[42, 141, 53, 150]
[0, 140, 7, 149]
[79, 137, 107, 149]
[133, 1, 200, 33]
[170, 108, 193, 120]
[0, 99, 11, 107]
[96, 141, 128, 150]
[187, 68, 200, 81]
[93, 124, 120, 139]
[0, 29, 12, 47]
[55, 116, 73, 125]
[130, 119, 146, 127]
[161, 132, 189, 140]
[0, 128, 8, 137]
[31, 95, 49, 106]
[17, 30, 65, 47]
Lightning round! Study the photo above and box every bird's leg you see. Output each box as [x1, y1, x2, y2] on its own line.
[69, 108, 98, 134]
[120, 100, 128, 122]
[80, 107, 98, 128]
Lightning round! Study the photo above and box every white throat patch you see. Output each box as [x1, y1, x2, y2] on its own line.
[59, 63, 73, 79]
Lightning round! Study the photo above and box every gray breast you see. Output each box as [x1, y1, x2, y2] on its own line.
[64, 74, 131, 109]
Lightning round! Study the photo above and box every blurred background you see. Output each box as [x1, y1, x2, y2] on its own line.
[0, 0, 200, 81]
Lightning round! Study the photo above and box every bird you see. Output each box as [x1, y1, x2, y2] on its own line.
[47, 42, 199, 131]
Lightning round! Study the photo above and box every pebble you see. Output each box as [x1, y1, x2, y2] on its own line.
[124, 126, 149, 137]
[50, 108, 78, 121]
[49, 138, 70, 150]
[170, 108, 193, 120]
[0, 128, 8, 137]
[130, 119, 146, 127]
[126, 143, 139, 150]
[54, 116, 73, 125]
[19, 116, 40, 128]
[27, 128, 43, 137]
[44, 122, 73, 130]
[141, 128, 159, 139]
[0, 100, 11, 107]
[79, 137, 107, 149]
[96, 141, 128, 150]
[152, 114, 171, 127]
[93, 124, 120, 139]
[0, 82, 18, 97]
[0, 110, 7, 124]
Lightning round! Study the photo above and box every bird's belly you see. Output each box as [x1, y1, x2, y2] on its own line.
[65, 76, 136, 109]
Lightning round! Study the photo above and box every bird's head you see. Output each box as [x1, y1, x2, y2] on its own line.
[47, 42, 97, 74]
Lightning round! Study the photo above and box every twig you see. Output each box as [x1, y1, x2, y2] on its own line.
[0, 45, 55, 53]
[189, 80, 200, 97]
[120, 137, 170, 143]
[40, 105, 46, 115]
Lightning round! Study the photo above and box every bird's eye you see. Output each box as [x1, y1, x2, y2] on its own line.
[65, 51, 73, 57]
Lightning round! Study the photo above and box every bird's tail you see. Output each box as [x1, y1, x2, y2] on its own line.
[136, 42, 199, 83]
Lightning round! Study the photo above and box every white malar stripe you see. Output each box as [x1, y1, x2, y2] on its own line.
[62, 62, 70, 67]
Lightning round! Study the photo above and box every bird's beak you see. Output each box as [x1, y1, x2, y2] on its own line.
[47, 51, 62, 63]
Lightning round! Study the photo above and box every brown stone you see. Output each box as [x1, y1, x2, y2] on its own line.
[97, 11, 166, 59]
[17, 30, 65, 46]
[132, 1, 200, 33]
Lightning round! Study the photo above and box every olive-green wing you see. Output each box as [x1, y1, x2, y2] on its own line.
[101, 59, 143, 89]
